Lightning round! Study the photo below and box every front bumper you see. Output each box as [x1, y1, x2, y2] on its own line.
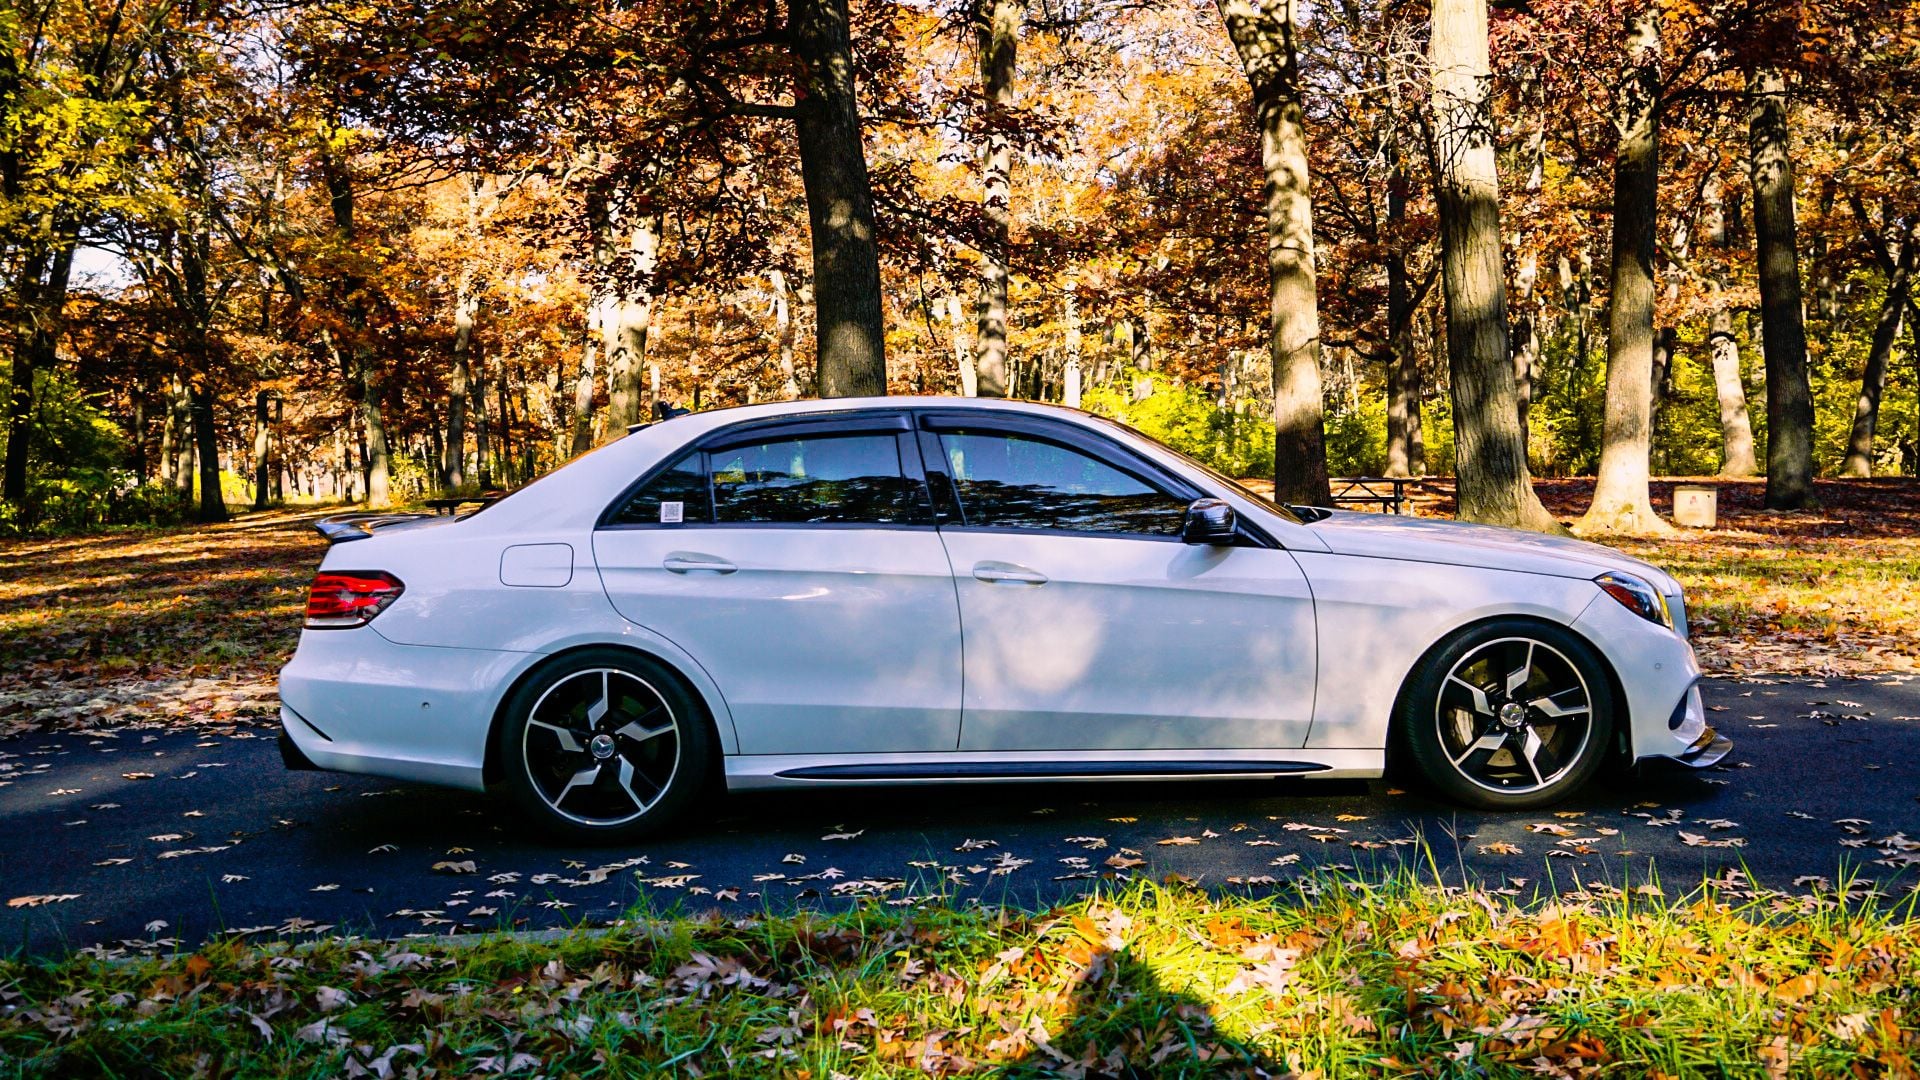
[1670, 724, 1734, 768]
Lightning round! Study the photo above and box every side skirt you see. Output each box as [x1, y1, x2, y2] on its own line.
[724, 749, 1385, 791]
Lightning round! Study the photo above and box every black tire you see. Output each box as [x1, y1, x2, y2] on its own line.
[495, 647, 713, 842]
[1398, 619, 1616, 811]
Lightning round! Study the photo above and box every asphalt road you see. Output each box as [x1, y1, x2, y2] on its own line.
[4, 674, 1918, 956]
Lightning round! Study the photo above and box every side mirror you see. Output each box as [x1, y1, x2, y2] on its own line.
[1181, 498, 1237, 545]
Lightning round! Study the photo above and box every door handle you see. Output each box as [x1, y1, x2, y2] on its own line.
[663, 552, 738, 574]
[972, 561, 1047, 586]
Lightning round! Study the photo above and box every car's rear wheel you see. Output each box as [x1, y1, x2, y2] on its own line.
[1399, 620, 1615, 810]
[497, 649, 712, 841]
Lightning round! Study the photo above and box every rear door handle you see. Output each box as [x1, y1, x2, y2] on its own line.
[663, 552, 738, 575]
[972, 561, 1047, 586]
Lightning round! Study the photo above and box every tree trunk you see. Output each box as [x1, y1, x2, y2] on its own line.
[445, 270, 475, 487]
[1385, 145, 1422, 478]
[170, 374, 195, 500]
[970, 0, 1026, 399]
[1429, 0, 1557, 530]
[322, 157, 391, 507]
[190, 384, 224, 522]
[1062, 281, 1083, 408]
[1218, 0, 1331, 505]
[790, 0, 887, 397]
[472, 354, 492, 489]
[3, 234, 77, 503]
[252, 391, 271, 511]
[772, 269, 800, 399]
[572, 307, 599, 457]
[1746, 66, 1815, 509]
[1512, 251, 1537, 441]
[947, 295, 977, 395]
[602, 209, 659, 435]
[1842, 235, 1917, 476]
[1579, 8, 1671, 535]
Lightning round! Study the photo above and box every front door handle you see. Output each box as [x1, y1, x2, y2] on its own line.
[663, 552, 738, 575]
[972, 561, 1047, 586]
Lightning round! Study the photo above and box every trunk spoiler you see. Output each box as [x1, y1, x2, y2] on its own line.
[313, 512, 439, 544]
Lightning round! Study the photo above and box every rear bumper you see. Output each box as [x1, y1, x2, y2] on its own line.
[277, 628, 535, 793]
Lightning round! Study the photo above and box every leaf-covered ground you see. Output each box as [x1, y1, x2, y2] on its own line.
[5, 877, 1920, 1077]
[0, 510, 323, 738]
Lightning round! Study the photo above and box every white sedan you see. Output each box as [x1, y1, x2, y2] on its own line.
[278, 397, 1729, 839]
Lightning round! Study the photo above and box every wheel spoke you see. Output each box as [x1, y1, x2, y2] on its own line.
[615, 718, 673, 745]
[527, 718, 587, 754]
[1528, 688, 1590, 718]
[551, 763, 602, 808]
[1450, 731, 1509, 768]
[1446, 675, 1497, 717]
[1504, 642, 1535, 696]
[586, 672, 611, 726]
[1518, 727, 1547, 786]
[615, 756, 662, 811]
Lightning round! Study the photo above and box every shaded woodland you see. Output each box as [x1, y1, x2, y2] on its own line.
[5, 0, 1918, 534]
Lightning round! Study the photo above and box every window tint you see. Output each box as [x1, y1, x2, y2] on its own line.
[937, 432, 1188, 536]
[609, 451, 711, 525]
[710, 433, 923, 525]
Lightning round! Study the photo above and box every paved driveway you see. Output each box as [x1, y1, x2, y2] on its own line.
[3, 675, 1916, 955]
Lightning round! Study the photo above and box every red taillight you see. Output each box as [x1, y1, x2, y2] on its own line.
[305, 571, 405, 629]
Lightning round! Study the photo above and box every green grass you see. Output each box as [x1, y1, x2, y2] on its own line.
[7, 872, 1920, 1077]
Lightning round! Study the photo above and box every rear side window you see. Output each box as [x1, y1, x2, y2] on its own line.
[607, 452, 711, 526]
[937, 431, 1187, 536]
[710, 433, 923, 525]
[608, 433, 927, 526]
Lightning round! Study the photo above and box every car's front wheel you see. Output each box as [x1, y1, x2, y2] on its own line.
[1399, 620, 1616, 810]
[496, 649, 712, 841]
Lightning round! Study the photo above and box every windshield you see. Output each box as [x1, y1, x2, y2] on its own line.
[1082, 414, 1303, 525]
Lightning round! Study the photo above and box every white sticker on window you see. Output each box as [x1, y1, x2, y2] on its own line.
[659, 501, 684, 524]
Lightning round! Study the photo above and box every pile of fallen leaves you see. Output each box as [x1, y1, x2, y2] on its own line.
[0, 510, 323, 738]
[4, 877, 1920, 1077]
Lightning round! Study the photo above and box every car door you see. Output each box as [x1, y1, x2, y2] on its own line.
[918, 413, 1317, 752]
[592, 413, 963, 756]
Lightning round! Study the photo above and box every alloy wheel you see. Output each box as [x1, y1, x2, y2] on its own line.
[520, 668, 681, 826]
[1433, 636, 1593, 795]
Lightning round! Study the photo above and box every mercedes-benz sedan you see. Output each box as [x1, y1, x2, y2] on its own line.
[278, 397, 1729, 840]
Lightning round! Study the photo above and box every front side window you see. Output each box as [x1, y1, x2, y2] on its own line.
[936, 431, 1188, 536]
[709, 433, 923, 525]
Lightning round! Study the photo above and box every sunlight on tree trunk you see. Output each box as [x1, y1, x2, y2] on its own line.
[1218, 0, 1331, 506]
[791, 0, 886, 398]
[1579, 7, 1671, 536]
[252, 391, 270, 511]
[971, 0, 1025, 399]
[1429, 0, 1558, 532]
[772, 269, 800, 400]
[1843, 233, 1916, 477]
[1746, 66, 1815, 509]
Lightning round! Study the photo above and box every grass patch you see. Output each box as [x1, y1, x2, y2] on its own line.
[5, 874, 1920, 1076]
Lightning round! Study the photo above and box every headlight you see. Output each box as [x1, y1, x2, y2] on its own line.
[1595, 571, 1673, 629]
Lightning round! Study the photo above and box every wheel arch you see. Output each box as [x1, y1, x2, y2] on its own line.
[1383, 612, 1632, 777]
[481, 642, 732, 789]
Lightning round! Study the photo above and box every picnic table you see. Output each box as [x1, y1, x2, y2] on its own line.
[422, 491, 507, 515]
[1328, 476, 1410, 514]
